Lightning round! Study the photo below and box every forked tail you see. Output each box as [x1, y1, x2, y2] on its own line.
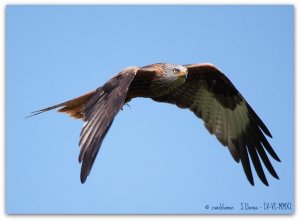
[26, 90, 97, 119]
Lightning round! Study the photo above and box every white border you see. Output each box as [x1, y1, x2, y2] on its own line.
[1, 0, 297, 220]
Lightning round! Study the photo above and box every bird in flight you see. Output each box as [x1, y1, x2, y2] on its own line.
[29, 63, 280, 185]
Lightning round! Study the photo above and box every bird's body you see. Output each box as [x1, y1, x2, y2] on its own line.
[127, 63, 188, 100]
[30, 62, 280, 185]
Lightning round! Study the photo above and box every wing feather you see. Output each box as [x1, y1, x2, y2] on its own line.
[153, 63, 279, 185]
[78, 67, 137, 183]
[238, 133, 254, 185]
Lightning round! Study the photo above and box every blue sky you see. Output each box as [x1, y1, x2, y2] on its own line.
[6, 5, 294, 214]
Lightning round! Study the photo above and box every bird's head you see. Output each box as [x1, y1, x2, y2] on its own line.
[138, 63, 188, 95]
[163, 64, 188, 81]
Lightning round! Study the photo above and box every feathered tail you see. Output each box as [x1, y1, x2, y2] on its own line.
[26, 90, 96, 120]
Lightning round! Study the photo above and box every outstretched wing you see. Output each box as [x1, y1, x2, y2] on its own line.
[79, 67, 137, 183]
[153, 63, 280, 186]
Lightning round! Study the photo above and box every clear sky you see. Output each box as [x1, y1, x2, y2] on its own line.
[6, 5, 294, 214]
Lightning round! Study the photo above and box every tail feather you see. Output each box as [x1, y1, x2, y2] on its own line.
[27, 90, 96, 119]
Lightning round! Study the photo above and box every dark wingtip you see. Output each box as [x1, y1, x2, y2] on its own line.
[78, 152, 83, 163]
[262, 126, 272, 138]
[262, 179, 269, 186]
[80, 158, 90, 184]
[80, 171, 87, 184]
[244, 166, 254, 186]
[274, 173, 280, 180]
[80, 177, 86, 184]
[246, 103, 273, 138]
[248, 178, 254, 186]
[271, 152, 281, 162]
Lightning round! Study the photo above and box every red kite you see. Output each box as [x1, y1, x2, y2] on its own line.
[29, 63, 280, 185]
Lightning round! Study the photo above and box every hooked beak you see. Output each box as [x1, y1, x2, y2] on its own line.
[177, 70, 188, 80]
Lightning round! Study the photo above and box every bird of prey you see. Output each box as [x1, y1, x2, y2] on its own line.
[29, 63, 280, 185]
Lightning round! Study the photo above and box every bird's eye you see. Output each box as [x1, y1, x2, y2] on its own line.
[173, 68, 180, 74]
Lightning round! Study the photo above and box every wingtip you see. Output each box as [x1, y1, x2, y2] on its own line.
[245, 172, 255, 186]
[273, 154, 281, 162]
[80, 173, 87, 184]
[249, 179, 255, 186]
[274, 173, 280, 180]
[264, 130, 272, 138]
[80, 161, 89, 184]
[265, 130, 273, 138]
[262, 179, 269, 186]
[78, 154, 82, 163]
[260, 123, 272, 138]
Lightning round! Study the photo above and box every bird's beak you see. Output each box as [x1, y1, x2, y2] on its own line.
[177, 70, 188, 79]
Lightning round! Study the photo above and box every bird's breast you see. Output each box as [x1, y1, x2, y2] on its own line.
[127, 74, 185, 101]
